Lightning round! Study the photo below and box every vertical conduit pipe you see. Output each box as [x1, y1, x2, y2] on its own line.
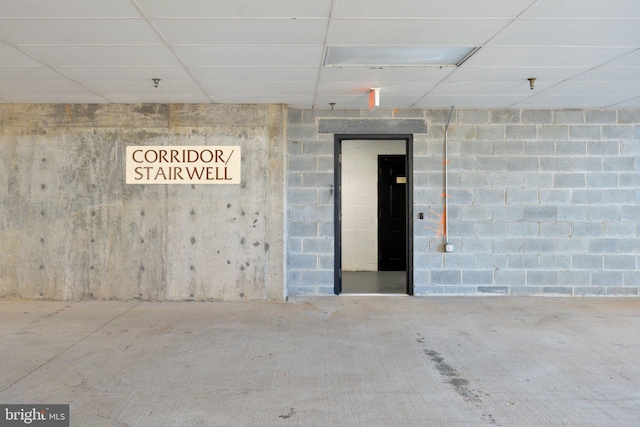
[444, 106, 454, 249]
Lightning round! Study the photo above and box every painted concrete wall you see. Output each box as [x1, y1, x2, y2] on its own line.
[342, 139, 405, 271]
[0, 104, 285, 301]
[287, 108, 640, 296]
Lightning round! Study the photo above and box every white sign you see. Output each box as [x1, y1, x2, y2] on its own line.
[126, 146, 241, 184]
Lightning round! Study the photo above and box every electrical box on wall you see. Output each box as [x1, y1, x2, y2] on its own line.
[445, 243, 455, 253]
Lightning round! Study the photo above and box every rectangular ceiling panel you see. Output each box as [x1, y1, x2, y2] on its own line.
[136, 0, 332, 18]
[56, 67, 194, 82]
[20, 46, 182, 67]
[0, 0, 141, 18]
[489, 20, 640, 48]
[174, 46, 323, 67]
[0, 19, 164, 45]
[328, 19, 509, 45]
[465, 47, 635, 68]
[153, 18, 328, 45]
[0, 47, 44, 66]
[334, 0, 535, 18]
[521, 0, 640, 19]
[189, 67, 318, 82]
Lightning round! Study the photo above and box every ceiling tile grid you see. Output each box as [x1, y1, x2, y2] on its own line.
[0, 0, 637, 108]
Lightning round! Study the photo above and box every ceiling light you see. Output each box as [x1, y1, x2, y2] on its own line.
[325, 46, 478, 67]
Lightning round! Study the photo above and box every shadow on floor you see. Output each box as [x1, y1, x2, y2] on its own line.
[342, 271, 406, 294]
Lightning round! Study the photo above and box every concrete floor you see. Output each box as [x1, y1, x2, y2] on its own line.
[1, 297, 639, 427]
[342, 271, 406, 294]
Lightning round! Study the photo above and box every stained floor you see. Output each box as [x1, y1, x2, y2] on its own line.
[1, 297, 639, 426]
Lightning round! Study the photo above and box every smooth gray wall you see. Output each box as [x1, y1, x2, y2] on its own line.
[286, 108, 640, 296]
[0, 104, 285, 301]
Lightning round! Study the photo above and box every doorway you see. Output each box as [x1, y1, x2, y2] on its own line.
[334, 135, 413, 295]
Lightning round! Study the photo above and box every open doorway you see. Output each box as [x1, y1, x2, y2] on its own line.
[334, 135, 413, 295]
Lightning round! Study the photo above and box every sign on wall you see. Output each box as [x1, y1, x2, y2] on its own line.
[126, 146, 241, 184]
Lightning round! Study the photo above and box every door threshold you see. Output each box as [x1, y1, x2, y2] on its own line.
[339, 293, 409, 297]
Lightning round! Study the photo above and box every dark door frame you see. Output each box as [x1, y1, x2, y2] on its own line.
[334, 134, 414, 295]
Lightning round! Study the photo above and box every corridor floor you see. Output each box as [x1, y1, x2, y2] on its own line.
[1, 296, 638, 426]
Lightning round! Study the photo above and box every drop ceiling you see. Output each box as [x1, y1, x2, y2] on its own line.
[0, 0, 638, 109]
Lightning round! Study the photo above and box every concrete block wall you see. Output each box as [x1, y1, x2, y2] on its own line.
[286, 108, 640, 296]
[0, 104, 286, 301]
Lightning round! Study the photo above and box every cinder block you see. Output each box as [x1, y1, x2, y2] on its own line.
[303, 205, 334, 221]
[494, 239, 526, 253]
[617, 109, 640, 124]
[431, 270, 462, 284]
[508, 157, 540, 172]
[571, 190, 603, 204]
[525, 173, 554, 188]
[475, 222, 507, 237]
[303, 238, 333, 253]
[474, 189, 506, 204]
[444, 285, 477, 294]
[506, 188, 539, 204]
[476, 254, 508, 268]
[603, 157, 636, 171]
[540, 254, 571, 269]
[508, 254, 540, 269]
[557, 206, 588, 221]
[541, 286, 572, 295]
[555, 173, 586, 188]
[572, 254, 603, 269]
[288, 189, 318, 205]
[507, 222, 538, 237]
[559, 270, 591, 286]
[463, 239, 494, 253]
[589, 238, 621, 254]
[477, 157, 508, 171]
[493, 206, 524, 221]
[509, 286, 542, 295]
[302, 172, 333, 188]
[460, 172, 492, 188]
[289, 156, 317, 172]
[458, 110, 489, 124]
[602, 125, 634, 140]
[522, 110, 552, 124]
[591, 271, 623, 286]
[506, 125, 537, 140]
[490, 109, 520, 124]
[476, 125, 505, 141]
[603, 190, 635, 204]
[554, 110, 584, 124]
[462, 270, 494, 285]
[607, 286, 638, 296]
[288, 254, 318, 269]
[556, 140, 587, 155]
[493, 141, 524, 155]
[587, 206, 619, 221]
[540, 222, 571, 237]
[539, 190, 571, 205]
[414, 254, 444, 269]
[569, 158, 602, 172]
[445, 254, 477, 268]
[619, 173, 640, 188]
[303, 270, 334, 286]
[459, 205, 492, 220]
[525, 140, 555, 155]
[524, 206, 557, 221]
[289, 222, 318, 237]
[569, 125, 600, 140]
[528, 271, 559, 286]
[586, 110, 617, 124]
[586, 173, 617, 188]
[622, 271, 640, 286]
[572, 222, 602, 237]
[604, 255, 636, 270]
[603, 222, 635, 237]
[587, 141, 619, 155]
[460, 140, 492, 155]
[524, 238, 556, 253]
[495, 270, 526, 285]
[478, 285, 508, 294]
[557, 238, 589, 253]
[620, 206, 640, 220]
[538, 125, 569, 140]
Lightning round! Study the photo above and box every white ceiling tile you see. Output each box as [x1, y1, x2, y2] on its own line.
[83, 81, 205, 95]
[0, 1, 141, 18]
[612, 96, 640, 107]
[0, 67, 69, 81]
[521, 0, 640, 19]
[56, 67, 194, 82]
[334, 0, 535, 18]
[320, 66, 453, 82]
[104, 93, 210, 103]
[20, 46, 182, 67]
[465, 47, 636, 68]
[174, 46, 323, 67]
[199, 81, 315, 95]
[573, 67, 640, 81]
[210, 93, 313, 107]
[0, 80, 97, 95]
[329, 19, 509, 45]
[489, 20, 640, 48]
[317, 81, 437, 97]
[514, 94, 635, 108]
[429, 81, 548, 97]
[3, 94, 108, 103]
[153, 18, 327, 45]
[189, 67, 318, 82]
[448, 67, 588, 82]
[605, 49, 640, 67]
[0, 19, 163, 46]
[413, 95, 526, 108]
[0, 47, 43, 66]
[136, 0, 332, 18]
[543, 81, 640, 95]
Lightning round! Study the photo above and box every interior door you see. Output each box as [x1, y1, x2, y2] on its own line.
[378, 155, 407, 271]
